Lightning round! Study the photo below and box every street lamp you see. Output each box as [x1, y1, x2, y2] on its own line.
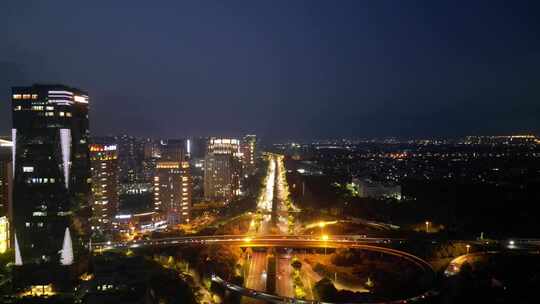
[425, 221, 430, 233]
[322, 234, 329, 255]
[466, 244, 471, 254]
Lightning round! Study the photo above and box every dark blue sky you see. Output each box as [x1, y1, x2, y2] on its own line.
[1, 1, 540, 140]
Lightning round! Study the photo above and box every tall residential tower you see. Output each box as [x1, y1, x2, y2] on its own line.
[153, 161, 192, 224]
[204, 138, 242, 202]
[241, 135, 257, 175]
[89, 144, 119, 233]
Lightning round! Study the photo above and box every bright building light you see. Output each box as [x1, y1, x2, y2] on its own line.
[0, 217, 9, 254]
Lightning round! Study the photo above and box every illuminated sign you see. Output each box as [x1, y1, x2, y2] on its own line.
[74, 95, 89, 103]
[156, 162, 181, 169]
[90, 144, 117, 152]
[48, 90, 73, 95]
[211, 138, 240, 145]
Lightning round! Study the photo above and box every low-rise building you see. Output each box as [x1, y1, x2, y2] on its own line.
[352, 178, 401, 200]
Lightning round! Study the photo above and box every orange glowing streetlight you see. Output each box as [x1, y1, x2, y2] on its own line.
[321, 234, 329, 255]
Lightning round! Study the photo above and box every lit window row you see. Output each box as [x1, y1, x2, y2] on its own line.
[27, 177, 56, 184]
[13, 94, 38, 99]
[25, 222, 45, 227]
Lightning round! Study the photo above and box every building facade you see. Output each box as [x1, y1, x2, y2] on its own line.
[90, 144, 119, 233]
[352, 178, 401, 200]
[241, 134, 257, 175]
[117, 134, 144, 184]
[153, 161, 192, 224]
[11, 84, 90, 264]
[204, 138, 242, 202]
[0, 139, 13, 253]
[160, 139, 185, 162]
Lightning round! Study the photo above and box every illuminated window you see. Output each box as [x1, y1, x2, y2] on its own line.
[31, 94, 38, 99]
[46, 106, 54, 110]
[12, 94, 22, 99]
[59, 112, 65, 117]
[14, 106, 22, 111]
[22, 94, 31, 99]
[23, 166, 34, 172]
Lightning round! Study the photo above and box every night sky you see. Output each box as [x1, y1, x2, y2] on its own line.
[1, 1, 540, 140]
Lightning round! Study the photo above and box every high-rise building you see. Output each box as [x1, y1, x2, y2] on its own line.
[140, 138, 161, 184]
[143, 138, 161, 159]
[160, 139, 186, 161]
[204, 138, 242, 202]
[117, 135, 144, 184]
[153, 161, 192, 224]
[90, 144, 119, 232]
[0, 139, 13, 217]
[141, 157, 158, 183]
[241, 135, 257, 175]
[11, 84, 90, 264]
[0, 138, 13, 254]
[189, 137, 208, 160]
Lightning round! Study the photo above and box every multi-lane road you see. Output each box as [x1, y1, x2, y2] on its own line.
[276, 253, 294, 298]
[245, 251, 268, 293]
[243, 154, 297, 301]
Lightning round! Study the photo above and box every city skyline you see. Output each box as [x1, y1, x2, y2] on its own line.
[2, 1, 540, 140]
[2, 2, 540, 303]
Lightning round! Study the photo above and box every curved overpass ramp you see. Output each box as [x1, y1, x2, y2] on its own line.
[93, 235, 437, 303]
